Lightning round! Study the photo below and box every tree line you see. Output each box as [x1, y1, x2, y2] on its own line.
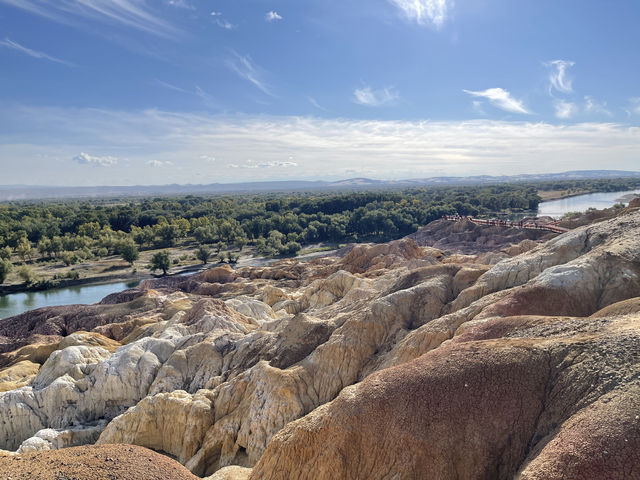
[1, 177, 637, 283]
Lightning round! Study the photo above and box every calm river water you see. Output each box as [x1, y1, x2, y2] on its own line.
[0, 280, 140, 320]
[537, 189, 640, 218]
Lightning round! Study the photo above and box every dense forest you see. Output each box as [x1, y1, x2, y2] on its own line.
[1, 177, 639, 285]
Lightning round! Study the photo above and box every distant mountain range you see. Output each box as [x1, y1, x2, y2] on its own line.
[1, 170, 639, 201]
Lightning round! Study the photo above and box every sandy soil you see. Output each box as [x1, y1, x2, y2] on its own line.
[0, 444, 199, 480]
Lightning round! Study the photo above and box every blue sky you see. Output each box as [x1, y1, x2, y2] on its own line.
[1, 0, 639, 185]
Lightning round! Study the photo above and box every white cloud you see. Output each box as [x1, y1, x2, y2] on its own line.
[5, 106, 640, 185]
[545, 60, 575, 94]
[0, 37, 74, 66]
[231, 159, 298, 169]
[353, 86, 399, 107]
[553, 99, 578, 119]
[388, 0, 449, 28]
[0, 0, 180, 38]
[199, 155, 216, 163]
[146, 160, 173, 167]
[72, 152, 118, 167]
[463, 88, 530, 114]
[167, 0, 194, 9]
[226, 51, 274, 96]
[265, 11, 282, 22]
[260, 161, 297, 168]
[584, 96, 611, 116]
[210, 11, 221, 16]
[214, 18, 235, 29]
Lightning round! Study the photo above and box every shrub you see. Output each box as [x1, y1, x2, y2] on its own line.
[17, 265, 37, 284]
[0, 259, 12, 284]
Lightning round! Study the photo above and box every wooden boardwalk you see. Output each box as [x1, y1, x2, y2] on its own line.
[442, 215, 570, 234]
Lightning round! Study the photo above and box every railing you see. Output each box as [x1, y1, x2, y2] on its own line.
[441, 215, 570, 234]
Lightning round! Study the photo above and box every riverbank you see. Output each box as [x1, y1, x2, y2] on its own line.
[536, 188, 591, 201]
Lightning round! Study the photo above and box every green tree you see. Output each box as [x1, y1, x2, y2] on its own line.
[149, 250, 171, 275]
[0, 246, 12, 261]
[50, 236, 63, 257]
[118, 240, 139, 266]
[16, 239, 32, 262]
[132, 225, 155, 247]
[77, 221, 101, 239]
[195, 245, 211, 264]
[0, 259, 12, 284]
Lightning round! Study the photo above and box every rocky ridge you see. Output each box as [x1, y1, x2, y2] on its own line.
[0, 205, 639, 479]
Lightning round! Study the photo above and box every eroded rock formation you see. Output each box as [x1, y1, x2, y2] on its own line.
[1, 206, 640, 479]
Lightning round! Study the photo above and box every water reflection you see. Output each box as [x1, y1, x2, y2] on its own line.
[0, 280, 141, 320]
[538, 189, 640, 218]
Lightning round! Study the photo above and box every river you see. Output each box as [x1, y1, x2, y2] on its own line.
[0, 280, 140, 320]
[1, 189, 639, 320]
[537, 189, 640, 218]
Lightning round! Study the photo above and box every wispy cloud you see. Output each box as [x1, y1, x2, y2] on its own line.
[166, 0, 194, 9]
[552, 97, 610, 119]
[146, 159, 173, 167]
[214, 18, 235, 29]
[265, 11, 283, 22]
[199, 155, 216, 163]
[194, 86, 219, 108]
[353, 86, 399, 107]
[231, 159, 298, 169]
[472, 100, 487, 116]
[72, 152, 118, 167]
[226, 51, 274, 96]
[152, 80, 219, 109]
[545, 60, 575, 94]
[584, 96, 611, 116]
[208, 10, 234, 29]
[0, 0, 180, 38]
[308, 97, 328, 111]
[463, 88, 530, 114]
[152, 79, 190, 94]
[0, 38, 74, 66]
[388, 0, 449, 28]
[627, 98, 640, 116]
[553, 99, 577, 119]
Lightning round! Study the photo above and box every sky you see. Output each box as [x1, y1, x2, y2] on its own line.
[1, 0, 639, 186]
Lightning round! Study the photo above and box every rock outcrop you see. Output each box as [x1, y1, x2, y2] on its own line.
[2, 209, 640, 478]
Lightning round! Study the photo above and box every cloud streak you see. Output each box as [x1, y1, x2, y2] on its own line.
[388, 0, 449, 28]
[0, 38, 74, 66]
[0, 0, 180, 38]
[226, 51, 274, 96]
[463, 88, 530, 114]
[353, 86, 399, 107]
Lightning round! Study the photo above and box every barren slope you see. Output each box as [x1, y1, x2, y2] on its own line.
[0, 207, 639, 479]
